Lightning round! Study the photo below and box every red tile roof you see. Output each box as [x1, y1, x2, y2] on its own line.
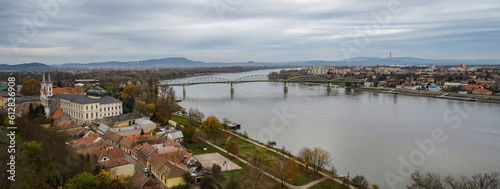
[159, 150, 192, 165]
[472, 88, 492, 93]
[137, 142, 155, 160]
[465, 84, 481, 89]
[68, 133, 99, 146]
[131, 172, 167, 189]
[41, 121, 75, 128]
[101, 157, 131, 168]
[147, 152, 190, 178]
[128, 134, 153, 142]
[92, 148, 126, 161]
[51, 109, 64, 119]
[104, 130, 123, 143]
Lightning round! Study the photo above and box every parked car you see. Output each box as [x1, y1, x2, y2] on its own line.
[143, 168, 149, 173]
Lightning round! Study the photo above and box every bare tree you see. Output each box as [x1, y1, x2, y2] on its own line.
[331, 165, 337, 178]
[407, 171, 500, 189]
[266, 140, 276, 150]
[350, 175, 369, 189]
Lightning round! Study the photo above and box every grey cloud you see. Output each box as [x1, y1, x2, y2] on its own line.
[0, 0, 499, 64]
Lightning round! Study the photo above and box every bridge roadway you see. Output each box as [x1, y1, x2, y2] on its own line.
[159, 75, 365, 93]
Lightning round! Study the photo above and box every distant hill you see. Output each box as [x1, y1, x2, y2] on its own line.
[0, 63, 51, 72]
[56, 57, 273, 69]
[3, 57, 500, 71]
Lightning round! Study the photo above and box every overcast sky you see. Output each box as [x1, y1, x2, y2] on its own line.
[1, 0, 499, 64]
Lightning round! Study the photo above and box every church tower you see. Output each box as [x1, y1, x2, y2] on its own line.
[47, 73, 53, 97]
[40, 72, 53, 107]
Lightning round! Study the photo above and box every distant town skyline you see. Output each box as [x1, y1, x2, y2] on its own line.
[1, 0, 499, 64]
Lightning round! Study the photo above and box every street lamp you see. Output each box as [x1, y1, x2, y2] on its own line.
[223, 161, 228, 171]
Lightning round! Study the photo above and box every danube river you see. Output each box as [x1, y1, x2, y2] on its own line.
[162, 69, 500, 188]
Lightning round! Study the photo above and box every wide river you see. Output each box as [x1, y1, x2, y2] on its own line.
[162, 69, 500, 188]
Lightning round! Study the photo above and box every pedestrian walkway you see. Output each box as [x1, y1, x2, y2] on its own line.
[170, 118, 356, 189]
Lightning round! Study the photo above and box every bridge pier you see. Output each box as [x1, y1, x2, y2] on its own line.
[183, 84, 186, 94]
[284, 82, 288, 92]
[230, 82, 234, 93]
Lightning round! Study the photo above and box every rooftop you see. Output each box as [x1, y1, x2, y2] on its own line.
[93, 112, 145, 125]
[52, 93, 121, 104]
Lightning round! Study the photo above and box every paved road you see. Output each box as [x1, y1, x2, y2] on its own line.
[124, 150, 152, 178]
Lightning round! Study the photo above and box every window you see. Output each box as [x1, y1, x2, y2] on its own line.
[86, 113, 88, 119]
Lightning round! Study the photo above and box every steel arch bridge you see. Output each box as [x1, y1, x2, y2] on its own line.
[162, 75, 364, 86]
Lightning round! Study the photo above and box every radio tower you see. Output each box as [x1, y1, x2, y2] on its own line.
[390, 52, 392, 65]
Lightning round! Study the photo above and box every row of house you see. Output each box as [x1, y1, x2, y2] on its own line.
[101, 129, 202, 188]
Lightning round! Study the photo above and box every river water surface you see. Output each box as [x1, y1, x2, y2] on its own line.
[162, 69, 500, 188]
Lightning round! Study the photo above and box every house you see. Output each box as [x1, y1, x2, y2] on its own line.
[464, 84, 482, 91]
[73, 140, 114, 155]
[135, 118, 157, 132]
[97, 124, 110, 137]
[67, 133, 101, 146]
[443, 82, 465, 90]
[118, 137, 136, 158]
[92, 148, 134, 176]
[428, 84, 440, 91]
[51, 109, 72, 122]
[156, 139, 199, 172]
[110, 125, 143, 137]
[137, 142, 156, 166]
[159, 130, 184, 143]
[472, 88, 493, 95]
[146, 152, 190, 188]
[128, 134, 153, 142]
[41, 121, 77, 129]
[131, 172, 167, 189]
[104, 130, 123, 148]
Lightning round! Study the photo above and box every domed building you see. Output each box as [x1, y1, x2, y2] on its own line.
[43, 74, 123, 125]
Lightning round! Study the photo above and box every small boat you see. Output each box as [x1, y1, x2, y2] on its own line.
[432, 95, 477, 101]
[379, 91, 398, 94]
[227, 121, 241, 129]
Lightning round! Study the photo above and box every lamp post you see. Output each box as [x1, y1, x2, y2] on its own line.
[223, 161, 228, 171]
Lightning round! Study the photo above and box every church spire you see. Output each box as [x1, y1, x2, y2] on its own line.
[42, 72, 46, 83]
[47, 72, 52, 83]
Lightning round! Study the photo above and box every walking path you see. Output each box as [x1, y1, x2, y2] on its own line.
[224, 130, 356, 189]
[170, 118, 356, 189]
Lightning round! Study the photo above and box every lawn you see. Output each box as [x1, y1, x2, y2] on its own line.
[308, 179, 347, 189]
[186, 142, 219, 155]
[170, 115, 201, 128]
[218, 134, 319, 186]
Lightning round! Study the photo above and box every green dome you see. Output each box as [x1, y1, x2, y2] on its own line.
[87, 84, 107, 97]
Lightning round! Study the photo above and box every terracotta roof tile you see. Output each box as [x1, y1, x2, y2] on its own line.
[473, 88, 492, 93]
[118, 137, 135, 149]
[93, 148, 126, 160]
[104, 130, 123, 143]
[69, 133, 99, 146]
[101, 157, 131, 168]
[147, 152, 190, 178]
[51, 109, 64, 119]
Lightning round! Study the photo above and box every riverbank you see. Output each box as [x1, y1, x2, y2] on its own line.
[170, 114, 352, 189]
[357, 87, 500, 104]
